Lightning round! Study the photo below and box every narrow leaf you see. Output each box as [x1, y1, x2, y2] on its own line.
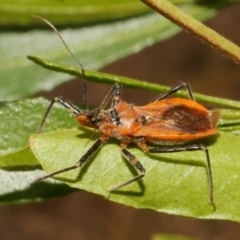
[0, 3, 227, 100]
[0, 0, 149, 26]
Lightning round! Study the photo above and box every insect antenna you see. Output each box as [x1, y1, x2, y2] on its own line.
[32, 15, 88, 110]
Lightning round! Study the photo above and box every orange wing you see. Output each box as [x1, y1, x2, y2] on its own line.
[133, 98, 219, 142]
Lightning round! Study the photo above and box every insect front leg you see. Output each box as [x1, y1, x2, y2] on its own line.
[110, 83, 122, 109]
[154, 82, 194, 102]
[149, 143, 215, 210]
[108, 147, 146, 193]
[33, 136, 107, 184]
[99, 83, 122, 109]
[38, 96, 81, 133]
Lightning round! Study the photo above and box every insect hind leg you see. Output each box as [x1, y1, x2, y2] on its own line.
[108, 148, 146, 193]
[154, 82, 194, 102]
[149, 143, 215, 210]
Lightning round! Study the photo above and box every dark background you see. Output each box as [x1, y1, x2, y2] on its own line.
[1, 2, 240, 240]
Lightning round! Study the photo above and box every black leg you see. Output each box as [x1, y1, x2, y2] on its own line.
[99, 83, 122, 109]
[149, 143, 215, 210]
[154, 82, 195, 102]
[33, 136, 107, 183]
[110, 83, 122, 109]
[108, 148, 146, 192]
[38, 96, 81, 133]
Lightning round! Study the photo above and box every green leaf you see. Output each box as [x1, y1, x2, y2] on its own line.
[0, 98, 79, 204]
[0, 0, 149, 26]
[1, 96, 240, 220]
[0, 98, 77, 168]
[0, 168, 76, 204]
[29, 128, 240, 222]
[0, 2, 229, 101]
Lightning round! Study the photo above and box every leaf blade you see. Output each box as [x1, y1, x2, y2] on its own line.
[0, 3, 227, 100]
[0, 0, 149, 26]
[29, 129, 240, 222]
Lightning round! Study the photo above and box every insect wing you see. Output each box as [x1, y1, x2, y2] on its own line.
[134, 98, 219, 142]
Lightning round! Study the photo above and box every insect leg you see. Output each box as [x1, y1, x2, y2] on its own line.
[149, 144, 215, 210]
[33, 136, 107, 183]
[110, 83, 122, 109]
[154, 82, 194, 102]
[108, 148, 146, 192]
[99, 83, 122, 109]
[38, 97, 81, 134]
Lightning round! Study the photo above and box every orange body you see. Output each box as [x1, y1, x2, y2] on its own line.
[77, 97, 219, 146]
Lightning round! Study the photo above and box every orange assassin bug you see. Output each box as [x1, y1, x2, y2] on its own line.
[33, 16, 220, 210]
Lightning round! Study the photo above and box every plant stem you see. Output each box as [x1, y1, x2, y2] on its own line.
[28, 55, 240, 109]
[141, 0, 240, 64]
